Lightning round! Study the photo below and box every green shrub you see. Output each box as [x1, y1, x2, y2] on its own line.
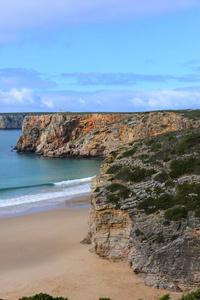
[164, 206, 188, 221]
[159, 294, 170, 300]
[116, 167, 156, 183]
[145, 138, 154, 146]
[155, 235, 165, 243]
[195, 208, 200, 219]
[176, 133, 200, 155]
[106, 194, 120, 209]
[163, 156, 171, 162]
[151, 143, 162, 152]
[120, 147, 137, 158]
[19, 294, 68, 300]
[99, 298, 112, 300]
[179, 288, 200, 299]
[106, 165, 121, 174]
[163, 220, 170, 226]
[169, 157, 200, 179]
[167, 136, 174, 141]
[135, 229, 144, 236]
[94, 187, 100, 193]
[137, 194, 175, 214]
[171, 235, 178, 241]
[106, 183, 131, 199]
[106, 183, 126, 192]
[109, 151, 118, 158]
[165, 179, 174, 187]
[154, 172, 169, 183]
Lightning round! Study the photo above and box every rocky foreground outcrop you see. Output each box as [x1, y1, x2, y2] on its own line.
[0, 114, 26, 129]
[16, 111, 199, 157]
[87, 127, 200, 292]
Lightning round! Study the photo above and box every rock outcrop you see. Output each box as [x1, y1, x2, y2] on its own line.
[88, 127, 200, 292]
[0, 114, 26, 129]
[16, 111, 199, 158]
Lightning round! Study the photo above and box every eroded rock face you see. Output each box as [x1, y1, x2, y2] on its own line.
[16, 112, 198, 157]
[0, 114, 26, 129]
[88, 128, 200, 291]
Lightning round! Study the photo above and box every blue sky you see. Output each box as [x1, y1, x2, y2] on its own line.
[0, 0, 200, 112]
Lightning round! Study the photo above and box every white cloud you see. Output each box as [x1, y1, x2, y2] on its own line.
[79, 98, 86, 104]
[41, 99, 54, 108]
[0, 0, 198, 34]
[39, 89, 200, 113]
[2, 88, 200, 113]
[0, 88, 36, 105]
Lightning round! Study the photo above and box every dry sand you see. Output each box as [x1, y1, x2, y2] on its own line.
[0, 203, 181, 300]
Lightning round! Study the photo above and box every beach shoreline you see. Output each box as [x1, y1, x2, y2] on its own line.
[0, 192, 91, 219]
[0, 196, 181, 300]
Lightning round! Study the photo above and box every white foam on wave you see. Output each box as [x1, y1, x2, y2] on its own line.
[0, 182, 91, 209]
[53, 176, 94, 186]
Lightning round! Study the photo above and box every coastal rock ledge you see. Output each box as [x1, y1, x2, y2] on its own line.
[16, 111, 199, 158]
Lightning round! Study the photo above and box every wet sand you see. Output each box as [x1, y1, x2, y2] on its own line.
[0, 202, 181, 300]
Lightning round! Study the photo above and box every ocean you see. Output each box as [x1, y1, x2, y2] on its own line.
[0, 130, 102, 218]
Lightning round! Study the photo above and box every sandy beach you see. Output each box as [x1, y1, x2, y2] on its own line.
[0, 199, 181, 300]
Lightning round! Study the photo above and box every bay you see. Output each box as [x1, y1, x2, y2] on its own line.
[0, 130, 102, 217]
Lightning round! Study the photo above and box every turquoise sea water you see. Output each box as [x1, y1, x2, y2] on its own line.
[0, 130, 102, 217]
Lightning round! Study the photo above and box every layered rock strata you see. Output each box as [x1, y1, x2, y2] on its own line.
[88, 128, 200, 291]
[16, 112, 199, 158]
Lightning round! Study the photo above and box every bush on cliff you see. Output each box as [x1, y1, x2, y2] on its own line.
[164, 206, 188, 221]
[115, 167, 156, 183]
[106, 183, 131, 199]
[19, 293, 68, 300]
[169, 157, 200, 179]
[106, 165, 121, 174]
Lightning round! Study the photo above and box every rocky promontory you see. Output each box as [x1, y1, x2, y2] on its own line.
[88, 126, 200, 292]
[16, 111, 199, 158]
[0, 113, 26, 129]
[16, 110, 200, 292]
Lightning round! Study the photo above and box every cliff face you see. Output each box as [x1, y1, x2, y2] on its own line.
[0, 114, 26, 129]
[88, 127, 200, 292]
[16, 112, 198, 157]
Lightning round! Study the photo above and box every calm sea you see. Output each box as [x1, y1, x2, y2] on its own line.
[0, 130, 102, 217]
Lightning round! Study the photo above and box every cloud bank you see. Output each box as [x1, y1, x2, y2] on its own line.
[2, 87, 199, 113]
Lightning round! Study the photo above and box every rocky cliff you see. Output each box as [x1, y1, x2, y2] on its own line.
[0, 114, 26, 129]
[16, 111, 199, 157]
[88, 127, 200, 292]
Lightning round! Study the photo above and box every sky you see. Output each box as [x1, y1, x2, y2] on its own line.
[0, 0, 200, 113]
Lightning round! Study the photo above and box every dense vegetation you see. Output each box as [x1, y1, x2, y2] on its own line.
[104, 127, 200, 217]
